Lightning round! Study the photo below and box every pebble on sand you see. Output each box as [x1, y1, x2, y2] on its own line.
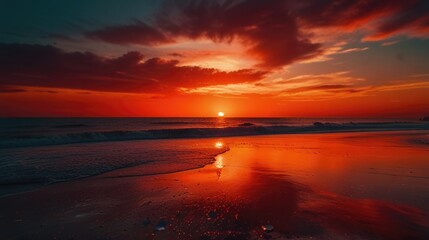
[155, 220, 167, 231]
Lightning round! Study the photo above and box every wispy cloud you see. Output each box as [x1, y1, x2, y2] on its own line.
[409, 73, 429, 78]
[181, 72, 429, 100]
[381, 40, 400, 46]
[337, 47, 369, 54]
[300, 43, 369, 64]
[180, 72, 362, 96]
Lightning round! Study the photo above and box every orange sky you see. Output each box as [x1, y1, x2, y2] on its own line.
[1, 85, 428, 117]
[1, 0, 429, 117]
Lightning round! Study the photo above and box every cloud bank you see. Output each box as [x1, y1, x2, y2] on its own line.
[0, 43, 266, 94]
[83, 0, 429, 69]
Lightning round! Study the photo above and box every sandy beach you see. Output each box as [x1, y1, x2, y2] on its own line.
[1, 131, 429, 239]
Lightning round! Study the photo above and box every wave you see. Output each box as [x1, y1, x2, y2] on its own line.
[0, 141, 229, 197]
[1, 122, 428, 148]
[412, 137, 429, 145]
[52, 124, 89, 128]
[151, 121, 196, 125]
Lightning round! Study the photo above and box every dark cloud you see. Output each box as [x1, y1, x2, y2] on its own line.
[82, 0, 321, 69]
[81, 0, 429, 68]
[294, 0, 429, 40]
[169, 53, 185, 58]
[85, 20, 173, 46]
[157, 0, 321, 68]
[293, 0, 410, 28]
[157, 0, 429, 46]
[366, 0, 429, 40]
[0, 43, 267, 94]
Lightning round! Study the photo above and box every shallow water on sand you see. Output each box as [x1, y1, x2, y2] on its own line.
[1, 131, 429, 239]
[0, 138, 228, 196]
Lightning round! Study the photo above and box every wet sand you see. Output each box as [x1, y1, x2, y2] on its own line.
[1, 131, 429, 239]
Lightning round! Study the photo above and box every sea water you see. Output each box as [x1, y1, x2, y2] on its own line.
[0, 117, 427, 196]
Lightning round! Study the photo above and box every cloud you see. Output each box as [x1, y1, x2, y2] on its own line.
[180, 71, 429, 100]
[337, 47, 369, 54]
[300, 44, 369, 64]
[295, 0, 429, 41]
[80, 0, 428, 69]
[0, 43, 267, 94]
[85, 20, 173, 46]
[158, 0, 323, 69]
[180, 72, 362, 96]
[168, 52, 185, 58]
[295, 0, 409, 29]
[362, 0, 429, 41]
[83, 0, 322, 69]
[381, 40, 400, 46]
[409, 73, 429, 78]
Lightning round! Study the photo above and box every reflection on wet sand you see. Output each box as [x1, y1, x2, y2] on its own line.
[174, 144, 429, 239]
[1, 131, 429, 239]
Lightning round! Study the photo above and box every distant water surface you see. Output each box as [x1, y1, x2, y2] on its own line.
[1, 117, 428, 197]
[1, 117, 425, 148]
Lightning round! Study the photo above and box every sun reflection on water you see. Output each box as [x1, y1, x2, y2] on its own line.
[215, 142, 224, 149]
[214, 155, 224, 169]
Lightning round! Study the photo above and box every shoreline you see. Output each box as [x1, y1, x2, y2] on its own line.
[1, 121, 428, 149]
[1, 130, 428, 198]
[0, 139, 229, 199]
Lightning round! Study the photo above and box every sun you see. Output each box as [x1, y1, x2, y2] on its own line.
[218, 111, 225, 117]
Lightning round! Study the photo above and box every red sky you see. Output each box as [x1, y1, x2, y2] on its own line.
[1, 0, 429, 117]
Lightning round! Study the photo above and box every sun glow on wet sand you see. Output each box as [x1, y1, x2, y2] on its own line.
[218, 111, 224, 117]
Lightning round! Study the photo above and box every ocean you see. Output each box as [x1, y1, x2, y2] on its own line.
[1, 117, 427, 196]
[0, 117, 422, 148]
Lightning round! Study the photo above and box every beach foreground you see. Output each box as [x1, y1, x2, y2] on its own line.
[1, 131, 429, 239]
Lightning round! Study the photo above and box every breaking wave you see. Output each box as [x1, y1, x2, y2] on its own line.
[1, 121, 428, 149]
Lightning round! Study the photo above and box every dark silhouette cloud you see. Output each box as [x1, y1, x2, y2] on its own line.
[156, 0, 321, 69]
[168, 53, 185, 58]
[294, 0, 429, 40]
[0, 43, 267, 94]
[294, 0, 410, 28]
[81, 0, 429, 68]
[365, 0, 429, 40]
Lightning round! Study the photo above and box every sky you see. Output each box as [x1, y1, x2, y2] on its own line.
[0, 0, 428, 117]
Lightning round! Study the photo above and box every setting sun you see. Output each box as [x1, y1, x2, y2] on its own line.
[218, 112, 225, 117]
